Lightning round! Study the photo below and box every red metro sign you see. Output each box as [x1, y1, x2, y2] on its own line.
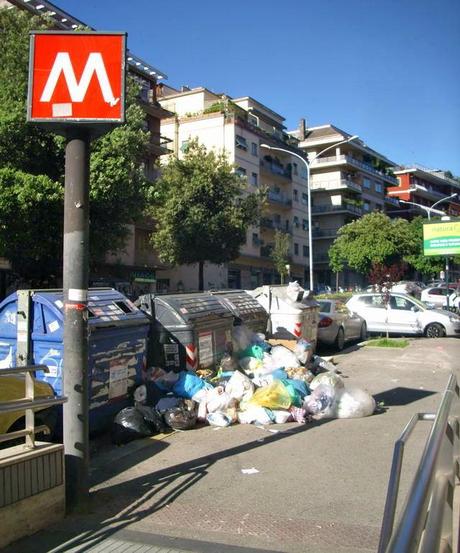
[28, 32, 126, 125]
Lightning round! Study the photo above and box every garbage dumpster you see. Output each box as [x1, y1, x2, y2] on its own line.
[248, 284, 320, 348]
[0, 288, 150, 432]
[209, 290, 268, 334]
[136, 293, 234, 372]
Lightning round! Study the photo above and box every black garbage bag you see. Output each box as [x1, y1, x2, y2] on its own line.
[164, 399, 197, 431]
[136, 404, 168, 434]
[111, 406, 154, 445]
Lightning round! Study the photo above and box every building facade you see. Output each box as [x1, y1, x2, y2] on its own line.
[158, 86, 311, 291]
[388, 165, 460, 219]
[291, 123, 398, 289]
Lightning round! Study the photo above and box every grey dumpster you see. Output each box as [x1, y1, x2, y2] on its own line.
[209, 290, 268, 334]
[136, 293, 234, 372]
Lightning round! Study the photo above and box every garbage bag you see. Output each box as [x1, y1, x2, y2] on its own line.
[164, 400, 197, 430]
[294, 339, 313, 365]
[220, 353, 238, 372]
[248, 380, 292, 410]
[252, 368, 288, 388]
[133, 384, 148, 404]
[282, 378, 310, 402]
[238, 406, 275, 425]
[136, 404, 168, 433]
[207, 412, 232, 427]
[111, 407, 154, 445]
[238, 344, 265, 360]
[286, 366, 314, 383]
[286, 281, 303, 303]
[303, 384, 337, 418]
[173, 371, 212, 399]
[270, 345, 300, 369]
[232, 325, 254, 353]
[310, 371, 344, 391]
[335, 388, 376, 419]
[155, 396, 182, 413]
[225, 371, 254, 402]
[272, 409, 292, 424]
[310, 355, 336, 374]
[206, 386, 234, 413]
[148, 366, 180, 390]
[239, 356, 264, 374]
[289, 406, 308, 423]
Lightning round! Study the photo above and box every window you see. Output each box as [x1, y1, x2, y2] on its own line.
[251, 142, 258, 156]
[363, 177, 371, 189]
[251, 172, 258, 186]
[293, 189, 299, 202]
[301, 192, 308, 205]
[293, 163, 298, 175]
[363, 201, 370, 211]
[375, 181, 383, 193]
[293, 216, 300, 228]
[294, 243, 299, 255]
[252, 233, 260, 246]
[235, 135, 248, 151]
[359, 295, 385, 308]
[300, 166, 308, 179]
[303, 245, 308, 257]
[390, 296, 416, 311]
[235, 167, 247, 178]
[302, 219, 308, 231]
[248, 113, 259, 127]
[180, 140, 190, 153]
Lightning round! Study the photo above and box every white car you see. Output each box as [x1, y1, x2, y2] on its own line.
[391, 281, 422, 298]
[347, 292, 460, 338]
[421, 286, 459, 308]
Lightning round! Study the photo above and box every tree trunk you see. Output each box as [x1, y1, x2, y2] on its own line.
[198, 261, 204, 291]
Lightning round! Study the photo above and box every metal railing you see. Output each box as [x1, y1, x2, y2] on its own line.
[0, 365, 67, 449]
[378, 374, 460, 553]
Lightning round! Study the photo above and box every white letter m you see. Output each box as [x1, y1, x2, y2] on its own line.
[40, 52, 119, 106]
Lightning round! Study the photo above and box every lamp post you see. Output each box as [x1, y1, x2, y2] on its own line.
[260, 135, 358, 291]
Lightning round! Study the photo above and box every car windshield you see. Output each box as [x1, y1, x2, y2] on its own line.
[318, 301, 332, 313]
[409, 296, 428, 310]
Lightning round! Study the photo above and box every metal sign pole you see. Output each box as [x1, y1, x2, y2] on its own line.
[63, 128, 91, 509]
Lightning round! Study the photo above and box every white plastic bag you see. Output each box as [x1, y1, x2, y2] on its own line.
[238, 406, 274, 425]
[294, 339, 313, 365]
[310, 371, 344, 391]
[239, 356, 263, 374]
[286, 281, 303, 303]
[232, 325, 254, 353]
[335, 388, 376, 419]
[303, 384, 337, 418]
[270, 345, 300, 369]
[272, 410, 292, 424]
[206, 386, 233, 413]
[207, 412, 232, 427]
[225, 371, 254, 402]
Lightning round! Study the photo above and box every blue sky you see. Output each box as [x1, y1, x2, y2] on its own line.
[56, 0, 460, 174]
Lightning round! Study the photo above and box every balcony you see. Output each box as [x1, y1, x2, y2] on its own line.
[311, 155, 398, 184]
[312, 228, 338, 239]
[310, 178, 362, 194]
[413, 184, 454, 202]
[260, 159, 292, 180]
[147, 132, 173, 156]
[311, 203, 362, 216]
[260, 218, 292, 234]
[267, 190, 292, 208]
[313, 253, 330, 263]
[385, 196, 400, 206]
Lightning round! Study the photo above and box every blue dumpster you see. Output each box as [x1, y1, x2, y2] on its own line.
[0, 288, 150, 431]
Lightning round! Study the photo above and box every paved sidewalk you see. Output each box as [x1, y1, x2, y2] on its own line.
[4, 338, 460, 553]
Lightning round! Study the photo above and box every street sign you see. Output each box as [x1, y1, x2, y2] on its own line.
[423, 220, 460, 256]
[28, 31, 126, 126]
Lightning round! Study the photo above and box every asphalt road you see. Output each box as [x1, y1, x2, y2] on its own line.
[5, 337, 460, 553]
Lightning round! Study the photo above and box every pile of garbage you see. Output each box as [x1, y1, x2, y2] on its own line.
[111, 325, 376, 445]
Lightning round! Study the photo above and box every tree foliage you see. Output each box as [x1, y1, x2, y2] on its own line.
[271, 231, 291, 284]
[329, 212, 417, 275]
[149, 140, 264, 290]
[0, 8, 151, 281]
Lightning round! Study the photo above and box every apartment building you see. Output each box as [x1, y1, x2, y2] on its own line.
[387, 165, 460, 219]
[0, 0, 172, 299]
[157, 86, 311, 291]
[291, 123, 398, 289]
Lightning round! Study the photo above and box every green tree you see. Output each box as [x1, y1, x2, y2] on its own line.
[0, 8, 151, 281]
[329, 212, 417, 276]
[149, 140, 264, 290]
[270, 230, 291, 284]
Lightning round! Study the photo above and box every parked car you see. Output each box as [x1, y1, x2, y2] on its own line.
[0, 374, 58, 441]
[317, 299, 367, 350]
[347, 292, 460, 338]
[391, 281, 423, 298]
[421, 286, 458, 307]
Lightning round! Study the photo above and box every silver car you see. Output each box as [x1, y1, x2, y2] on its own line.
[317, 299, 367, 351]
[347, 293, 460, 338]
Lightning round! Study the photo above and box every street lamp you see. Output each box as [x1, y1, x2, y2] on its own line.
[260, 135, 359, 291]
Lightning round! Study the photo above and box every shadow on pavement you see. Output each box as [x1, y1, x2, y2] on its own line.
[373, 387, 437, 407]
[5, 420, 330, 553]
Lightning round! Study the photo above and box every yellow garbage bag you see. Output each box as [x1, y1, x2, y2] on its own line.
[247, 380, 292, 410]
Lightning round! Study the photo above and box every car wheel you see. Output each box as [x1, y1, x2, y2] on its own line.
[425, 323, 446, 338]
[335, 328, 345, 351]
[360, 322, 367, 341]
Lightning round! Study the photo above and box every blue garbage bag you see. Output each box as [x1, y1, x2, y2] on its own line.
[172, 371, 212, 399]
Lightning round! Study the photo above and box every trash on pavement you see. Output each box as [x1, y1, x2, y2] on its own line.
[163, 399, 197, 430]
[241, 467, 259, 474]
[335, 388, 376, 419]
[111, 406, 156, 445]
